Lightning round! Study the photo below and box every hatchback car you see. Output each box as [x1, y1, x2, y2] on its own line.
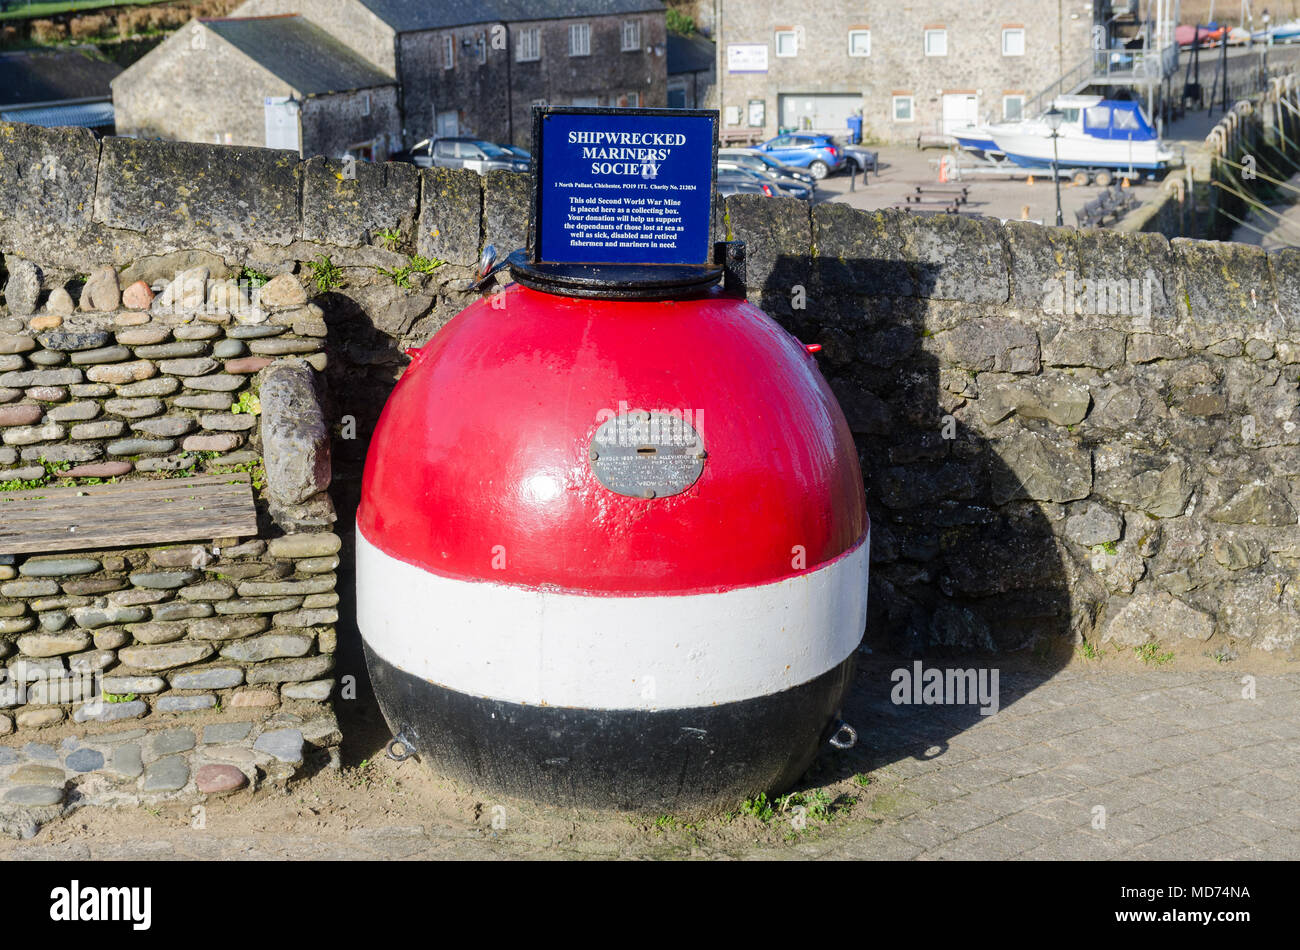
[719, 148, 816, 194]
[717, 159, 812, 200]
[715, 168, 778, 198]
[755, 134, 845, 179]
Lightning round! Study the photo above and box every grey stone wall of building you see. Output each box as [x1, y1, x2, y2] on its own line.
[1, 120, 1296, 749]
[714, 0, 1096, 142]
[399, 12, 668, 148]
[113, 22, 400, 161]
[230, 0, 666, 148]
[112, 25, 285, 148]
[301, 86, 402, 162]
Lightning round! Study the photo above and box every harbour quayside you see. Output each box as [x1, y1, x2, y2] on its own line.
[952, 95, 1182, 181]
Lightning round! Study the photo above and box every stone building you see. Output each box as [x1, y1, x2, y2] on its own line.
[112, 14, 400, 161]
[0, 46, 122, 134]
[668, 30, 716, 109]
[714, 0, 1103, 143]
[231, 0, 670, 149]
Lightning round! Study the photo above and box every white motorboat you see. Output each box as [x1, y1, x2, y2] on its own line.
[988, 95, 1180, 173]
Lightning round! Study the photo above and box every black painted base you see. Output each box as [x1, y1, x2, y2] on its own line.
[362, 643, 855, 813]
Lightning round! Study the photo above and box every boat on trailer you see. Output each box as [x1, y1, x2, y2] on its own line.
[987, 95, 1180, 176]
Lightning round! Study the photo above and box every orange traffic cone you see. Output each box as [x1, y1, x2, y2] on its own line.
[1027, 174, 1035, 185]
[1121, 177, 1131, 188]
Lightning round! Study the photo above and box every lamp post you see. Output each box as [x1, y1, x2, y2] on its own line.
[1045, 106, 1064, 226]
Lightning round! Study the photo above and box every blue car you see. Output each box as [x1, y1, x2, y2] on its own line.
[756, 133, 846, 180]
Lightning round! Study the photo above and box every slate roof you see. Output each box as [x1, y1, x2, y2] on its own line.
[667, 31, 714, 75]
[354, 0, 665, 33]
[202, 15, 395, 95]
[0, 46, 122, 108]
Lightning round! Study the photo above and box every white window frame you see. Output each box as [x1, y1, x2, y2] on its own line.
[848, 30, 871, 57]
[1002, 94, 1025, 120]
[622, 20, 641, 52]
[1002, 28, 1025, 56]
[517, 26, 540, 62]
[774, 29, 798, 57]
[442, 34, 455, 69]
[892, 95, 915, 122]
[569, 23, 591, 57]
[924, 29, 947, 56]
[361, 93, 371, 116]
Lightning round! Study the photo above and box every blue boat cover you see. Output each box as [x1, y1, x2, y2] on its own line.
[1083, 101, 1157, 141]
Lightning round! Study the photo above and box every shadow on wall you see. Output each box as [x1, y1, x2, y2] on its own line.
[324, 214, 1079, 794]
[750, 239, 1073, 788]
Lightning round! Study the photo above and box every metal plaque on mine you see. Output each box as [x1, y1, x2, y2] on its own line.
[588, 410, 706, 499]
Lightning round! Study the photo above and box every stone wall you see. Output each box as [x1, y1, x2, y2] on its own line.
[727, 197, 1300, 659]
[0, 200, 343, 824]
[1, 119, 1297, 769]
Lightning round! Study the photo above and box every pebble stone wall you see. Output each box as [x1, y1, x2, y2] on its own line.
[0, 257, 340, 835]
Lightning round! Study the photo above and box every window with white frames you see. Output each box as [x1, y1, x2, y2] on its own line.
[569, 23, 591, 56]
[1002, 28, 1025, 56]
[775, 29, 797, 57]
[924, 29, 947, 56]
[517, 26, 540, 61]
[442, 34, 454, 69]
[893, 95, 914, 121]
[848, 30, 871, 57]
[1003, 95, 1024, 120]
[622, 20, 641, 51]
[616, 91, 640, 108]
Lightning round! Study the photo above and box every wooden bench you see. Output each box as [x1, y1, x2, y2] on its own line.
[0, 473, 258, 555]
[719, 130, 764, 147]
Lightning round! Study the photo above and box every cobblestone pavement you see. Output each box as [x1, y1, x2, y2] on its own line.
[3, 668, 1297, 860]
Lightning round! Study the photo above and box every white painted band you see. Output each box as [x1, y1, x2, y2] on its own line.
[357, 530, 869, 711]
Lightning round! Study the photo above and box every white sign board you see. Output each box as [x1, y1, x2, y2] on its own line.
[727, 44, 769, 73]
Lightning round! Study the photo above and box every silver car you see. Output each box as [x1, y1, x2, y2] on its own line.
[410, 137, 530, 174]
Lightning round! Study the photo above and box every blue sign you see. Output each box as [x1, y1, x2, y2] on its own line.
[534, 109, 717, 267]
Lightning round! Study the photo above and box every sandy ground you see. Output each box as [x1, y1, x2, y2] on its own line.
[3, 641, 1294, 860]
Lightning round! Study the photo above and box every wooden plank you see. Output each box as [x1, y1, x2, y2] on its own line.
[0, 474, 257, 555]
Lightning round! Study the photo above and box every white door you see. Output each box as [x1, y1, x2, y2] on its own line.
[264, 96, 300, 152]
[941, 94, 980, 136]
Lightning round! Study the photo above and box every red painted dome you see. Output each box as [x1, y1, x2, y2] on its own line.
[358, 283, 866, 595]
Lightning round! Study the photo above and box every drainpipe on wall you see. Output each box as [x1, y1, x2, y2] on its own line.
[504, 22, 513, 145]
[395, 32, 407, 149]
[715, 0, 723, 127]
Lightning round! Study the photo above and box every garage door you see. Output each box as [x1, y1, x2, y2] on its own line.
[778, 93, 862, 135]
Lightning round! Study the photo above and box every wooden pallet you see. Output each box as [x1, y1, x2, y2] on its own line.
[0, 474, 258, 555]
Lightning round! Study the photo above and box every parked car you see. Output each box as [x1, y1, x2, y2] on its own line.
[404, 137, 530, 173]
[715, 168, 778, 198]
[833, 141, 879, 175]
[754, 133, 845, 180]
[717, 158, 812, 200]
[718, 148, 816, 198]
